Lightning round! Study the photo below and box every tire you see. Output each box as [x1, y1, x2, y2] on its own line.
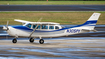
[12, 39, 17, 43]
[29, 38, 34, 43]
[39, 39, 44, 44]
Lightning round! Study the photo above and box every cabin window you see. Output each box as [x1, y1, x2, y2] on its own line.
[37, 25, 40, 29]
[26, 24, 32, 28]
[55, 26, 59, 29]
[33, 25, 37, 29]
[49, 26, 54, 29]
[42, 25, 48, 29]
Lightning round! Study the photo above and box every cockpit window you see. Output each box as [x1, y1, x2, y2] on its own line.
[32, 25, 40, 29]
[26, 23, 32, 28]
[49, 26, 54, 29]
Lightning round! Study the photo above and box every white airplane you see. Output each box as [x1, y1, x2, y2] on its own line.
[3, 13, 101, 44]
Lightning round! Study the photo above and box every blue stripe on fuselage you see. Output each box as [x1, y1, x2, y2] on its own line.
[70, 20, 97, 28]
[83, 20, 97, 25]
[12, 25, 68, 32]
[12, 26, 33, 32]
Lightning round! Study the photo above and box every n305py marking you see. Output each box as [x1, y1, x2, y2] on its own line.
[66, 29, 81, 33]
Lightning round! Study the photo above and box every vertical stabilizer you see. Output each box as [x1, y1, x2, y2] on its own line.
[88, 13, 101, 21]
[79, 13, 101, 30]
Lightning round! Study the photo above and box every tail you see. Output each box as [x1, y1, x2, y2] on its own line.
[80, 13, 101, 30]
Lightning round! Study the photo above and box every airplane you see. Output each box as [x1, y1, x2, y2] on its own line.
[3, 13, 101, 44]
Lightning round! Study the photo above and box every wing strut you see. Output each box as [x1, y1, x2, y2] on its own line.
[29, 17, 42, 38]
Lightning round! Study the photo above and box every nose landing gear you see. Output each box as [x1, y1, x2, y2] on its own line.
[12, 38, 17, 43]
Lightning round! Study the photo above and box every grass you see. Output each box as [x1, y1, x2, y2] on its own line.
[0, 12, 105, 25]
[0, 1, 105, 5]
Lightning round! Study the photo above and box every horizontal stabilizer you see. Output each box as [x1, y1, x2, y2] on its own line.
[82, 29, 97, 32]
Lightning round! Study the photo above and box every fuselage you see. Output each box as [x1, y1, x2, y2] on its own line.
[7, 24, 87, 38]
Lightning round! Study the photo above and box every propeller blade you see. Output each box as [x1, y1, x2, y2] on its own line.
[29, 17, 42, 38]
[6, 21, 9, 28]
[6, 21, 9, 30]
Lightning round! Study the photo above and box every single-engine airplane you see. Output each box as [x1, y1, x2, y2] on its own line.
[3, 13, 101, 44]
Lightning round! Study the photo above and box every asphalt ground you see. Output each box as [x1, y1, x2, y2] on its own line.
[0, 39, 105, 59]
[0, 5, 105, 11]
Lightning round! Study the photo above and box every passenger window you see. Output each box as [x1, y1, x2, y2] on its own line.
[55, 26, 59, 29]
[42, 25, 48, 29]
[49, 26, 54, 29]
[37, 25, 40, 29]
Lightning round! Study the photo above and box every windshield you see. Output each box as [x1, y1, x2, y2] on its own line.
[26, 23, 32, 29]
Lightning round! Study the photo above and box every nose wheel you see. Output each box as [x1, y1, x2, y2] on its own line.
[12, 38, 17, 43]
[39, 39, 44, 44]
[29, 38, 34, 43]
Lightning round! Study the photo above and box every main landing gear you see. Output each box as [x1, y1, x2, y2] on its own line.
[39, 39, 44, 44]
[29, 38, 44, 44]
[29, 38, 34, 43]
[12, 38, 44, 44]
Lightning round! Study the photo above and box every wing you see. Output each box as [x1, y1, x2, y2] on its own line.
[14, 19, 31, 23]
[14, 19, 59, 25]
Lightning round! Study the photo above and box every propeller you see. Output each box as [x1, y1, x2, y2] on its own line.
[3, 21, 9, 31]
[29, 17, 42, 38]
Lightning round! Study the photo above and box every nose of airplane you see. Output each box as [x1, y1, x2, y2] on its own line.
[3, 26, 9, 31]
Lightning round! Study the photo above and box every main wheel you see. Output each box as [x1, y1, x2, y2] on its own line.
[12, 39, 17, 43]
[29, 38, 34, 43]
[39, 39, 44, 44]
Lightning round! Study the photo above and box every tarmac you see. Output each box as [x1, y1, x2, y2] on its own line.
[0, 39, 105, 59]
